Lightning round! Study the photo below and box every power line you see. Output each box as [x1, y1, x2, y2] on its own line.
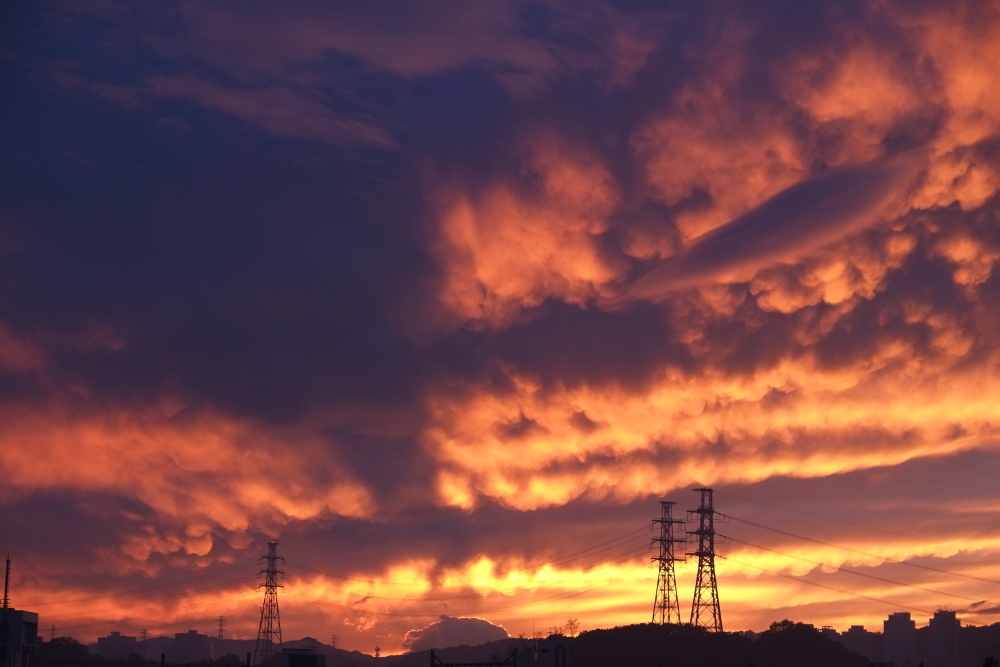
[284, 542, 653, 619]
[719, 555, 936, 616]
[23, 560, 259, 607]
[432, 535, 653, 589]
[283, 591, 441, 619]
[721, 513, 1000, 586]
[474, 557, 648, 616]
[432, 543, 653, 617]
[541, 527, 651, 565]
[721, 535, 982, 602]
[53, 589, 252, 632]
[713, 490, 920, 540]
[283, 525, 650, 589]
[283, 537, 651, 604]
[42, 573, 257, 622]
[37, 532, 651, 632]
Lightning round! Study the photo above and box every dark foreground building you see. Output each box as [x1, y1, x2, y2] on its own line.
[0, 608, 39, 667]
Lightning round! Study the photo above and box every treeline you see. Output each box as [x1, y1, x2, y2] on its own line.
[30, 638, 255, 667]
[29, 621, 1000, 667]
[568, 621, 868, 667]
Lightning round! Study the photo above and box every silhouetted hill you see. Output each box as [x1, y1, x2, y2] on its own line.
[35, 637, 103, 666]
[571, 624, 745, 667]
[306, 637, 527, 667]
[278, 622, 876, 667]
[569, 621, 868, 667]
[312, 621, 868, 667]
[749, 621, 869, 667]
[49, 621, 930, 667]
[960, 622, 1000, 663]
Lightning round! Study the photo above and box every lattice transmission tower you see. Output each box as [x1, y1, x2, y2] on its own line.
[688, 487, 722, 632]
[650, 500, 685, 624]
[254, 541, 284, 665]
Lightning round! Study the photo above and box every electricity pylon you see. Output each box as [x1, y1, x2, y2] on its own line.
[651, 500, 685, 624]
[688, 488, 722, 632]
[254, 542, 284, 664]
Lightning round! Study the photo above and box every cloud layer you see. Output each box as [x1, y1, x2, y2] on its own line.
[1, 0, 999, 655]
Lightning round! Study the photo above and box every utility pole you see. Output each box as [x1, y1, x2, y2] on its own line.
[253, 542, 284, 665]
[688, 488, 722, 632]
[651, 500, 685, 624]
[330, 635, 337, 649]
[218, 617, 226, 643]
[140, 629, 148, 659]
[50, 626, 55, 642]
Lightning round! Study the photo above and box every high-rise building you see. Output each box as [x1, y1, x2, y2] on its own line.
[174, 630, 213, 664]
[0, 608, 39, 667]
[96, 632, 138, 660]
[884, 612, 916, 667]
[839, 625, 877, 661]
[928, 610, 959, 667]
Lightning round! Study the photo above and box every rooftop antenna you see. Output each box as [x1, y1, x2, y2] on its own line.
[1, 554, 8, 667]
[3, 554, 10, 609]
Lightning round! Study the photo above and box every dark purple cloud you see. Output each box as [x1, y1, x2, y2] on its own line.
[624, 159, 918, 300]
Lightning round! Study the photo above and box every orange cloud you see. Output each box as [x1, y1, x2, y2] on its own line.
[427, 2, 1000, 331]
[423, 293, 1000, 512]
[634, 80, 808, 240]
[10, 0, 1000, 651]
[433, 137, 626, 327]
[0, 400, 373, 563]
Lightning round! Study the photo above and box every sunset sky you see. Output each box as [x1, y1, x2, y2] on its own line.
[2, 0, 999, 656]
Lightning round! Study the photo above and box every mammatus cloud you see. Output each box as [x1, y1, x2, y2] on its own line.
[0, 401, 374, 561]
[2, 0, 1000, 654]
[412, 0, 1000, 517]
[427, 0, 1000, 325]
[403, 616, 509, 651]
[430, 137, 627, 329]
